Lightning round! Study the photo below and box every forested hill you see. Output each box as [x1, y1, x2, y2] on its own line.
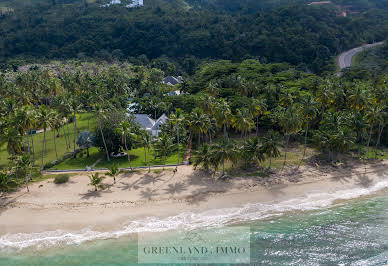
[0, 0, 387, 74]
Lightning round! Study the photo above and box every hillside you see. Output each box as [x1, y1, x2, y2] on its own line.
[0, 0, 388, 74]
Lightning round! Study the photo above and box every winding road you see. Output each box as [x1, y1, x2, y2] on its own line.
[338, 41, 385, 71]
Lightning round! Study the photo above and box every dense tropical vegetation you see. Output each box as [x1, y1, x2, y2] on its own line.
[1, 0, 388, 74]
[0, 0, 388, 193]
[0, 56, 387, 192]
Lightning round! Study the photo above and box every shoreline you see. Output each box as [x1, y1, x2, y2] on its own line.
[0, 161, 387, 243]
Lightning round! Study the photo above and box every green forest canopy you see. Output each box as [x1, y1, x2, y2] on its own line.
[0, 0, 388, 74]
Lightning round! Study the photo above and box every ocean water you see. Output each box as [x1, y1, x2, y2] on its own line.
[0, 183, 387, 265]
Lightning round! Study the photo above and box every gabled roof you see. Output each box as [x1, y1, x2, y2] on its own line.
[152, 114, 169, 130]
[163, 76, 180, 85]
[134, 114, 155, 129]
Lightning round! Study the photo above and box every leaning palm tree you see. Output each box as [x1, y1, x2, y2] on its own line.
[193, 143, 212, 173]
[209, 137, 235, 177]
[95, 104, 110, 162]
[240, 136, 265, 168]
[260, 130, 283, 169]
[139, 130, 152, 172]
[232, 108, 254, 139]
[36, 105, 54, 169]
[298, 95, 318, 166]
[246, 97, 267, 136]
[214, 99, 232, 138]
[374, 106, 387, 157]
[51, 111, 63, 160]
[153, 133, 175, 169]
[364, 105, 383, 159]
[169, 109, 184, 166]
[69, 99, 83, 158]
[115, 121, 134, 169]
[277, 105, 302, 169]
[187, 108, 206, 146]
[16, 154, 33, 192]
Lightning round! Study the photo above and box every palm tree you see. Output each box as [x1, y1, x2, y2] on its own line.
[232, 108, 254, 139]
[188, 108, 206, 146]
[298, 95, 318, 166]
[153, 133, 175, 168]
[89, 173, 104, 191]
[205, 81, 220, 97]
[107, 163, 120, 184]
[16, 154, 33, 192]
[139, 130, 152, 172]
[364, 105, 383, 159]
[69, 99, 83, 158]
[51, 111, 63, 160]
[347, 82, 370, 113]
[95, 104, 110, 162]
[240, 136, 265, 168]
[374, 106, 387, 157]
[260, 130, 283, 169]
[193, 143, 212, 173]
[0, 171, 17, 192]
[14, 106, 32, 156]
[210, 138, 235, 177]
[36, 105, 54, 169]
[277, 105, 302, 169]
[170, 110, 184, 166]
[214, 99, 232, 138]
[2, 118, 23, 156]
[116, 121, 134, 169]
[246, 97, 267, 136]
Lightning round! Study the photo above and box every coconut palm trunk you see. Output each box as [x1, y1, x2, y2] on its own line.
[41, 129, 46, 169]
[53, 129, 58, 160]
[366, 125, 373, 159]
[148, 147, 151, 173]
[27, 134, 31, 156]
[298, 119, 310, 169]
[177, 126, 180, 165]
[73, 113, 77, 158]
[99, 121, 110, 162]
[269, 155, 272, 169]
[374, 124, 385, 158]
[283, 134, 290, 169]
[256, 117, 259, 136]
[31, 134, 35, 161]
[124, 135, 132, 169]
[63, 125, 69, 152]
[144, 146, 147, 166]
[66, 121, 71, 149]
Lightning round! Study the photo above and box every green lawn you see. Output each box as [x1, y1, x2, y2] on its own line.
[52, 146, 184, 170]
[0, 113, 96, 169]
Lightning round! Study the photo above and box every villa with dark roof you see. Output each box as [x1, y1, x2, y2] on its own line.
[162, 76, 183, 86]
[134, 114, 168, 137]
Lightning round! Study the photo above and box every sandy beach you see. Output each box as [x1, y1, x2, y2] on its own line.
[0, 161, 387, 236]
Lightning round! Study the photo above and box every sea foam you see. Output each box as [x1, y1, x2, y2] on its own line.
[1, 177, 388, 252]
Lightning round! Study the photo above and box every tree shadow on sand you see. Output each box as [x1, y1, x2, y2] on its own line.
[79, 186, 113, 200]
[138, 173, 164, 186]
[139, 187, 159, 200]
[184, 170, 234, 205]
[163, 182, 187, 195]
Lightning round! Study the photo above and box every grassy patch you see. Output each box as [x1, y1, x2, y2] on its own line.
[54, 174, 70, 184]
[51, 144, 184, 170]
[0, 113, 96, 169]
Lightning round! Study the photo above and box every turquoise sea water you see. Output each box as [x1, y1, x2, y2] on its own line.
[0, 189, 387, 265]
